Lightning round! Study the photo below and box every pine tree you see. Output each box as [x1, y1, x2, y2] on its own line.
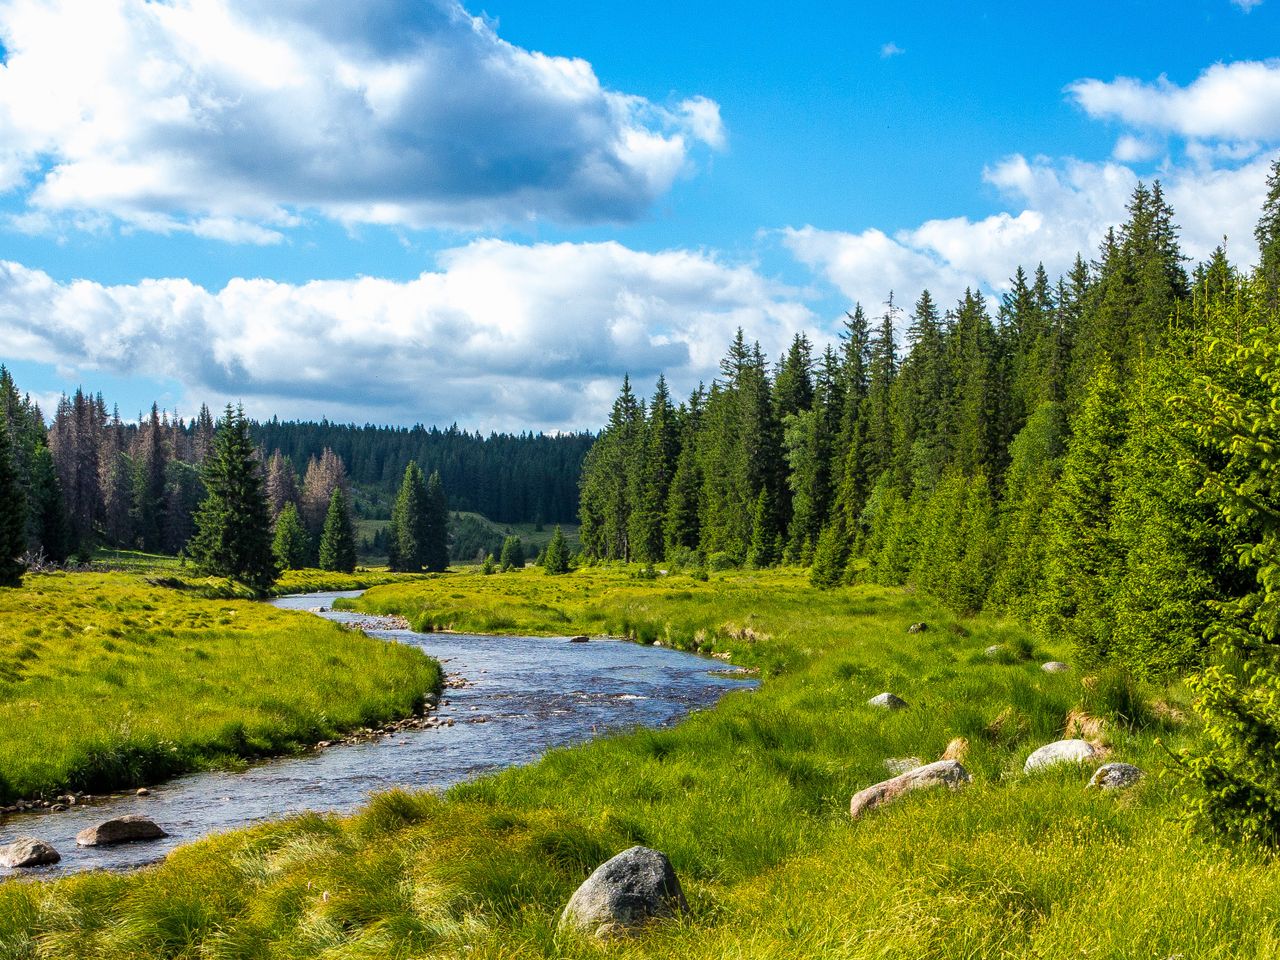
[271, 502, 310, 570]
[1257, 157, 1280, 312]
[809, 518, 848, 588]
[28, 443, 73, 564]
[543, 525, 570, 574]
[481, 553, 497, 575]
[664, 390, 704, 554]
[629, 377, 678, 563]
[318, 487, 357, 573]
[499, 534, 525, 571]
[130, 403, 169, 552]
[189, 405, 279, 593]
[389, 461, 429, 572]
[265, 451, 300, 520]
[422, 470, 450, 572]
[0, 417, 26, 586]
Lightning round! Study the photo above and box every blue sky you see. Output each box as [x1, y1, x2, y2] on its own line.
[1, 0, 1278, 429]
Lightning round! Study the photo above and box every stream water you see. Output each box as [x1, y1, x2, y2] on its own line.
[1, 590, 755, 877]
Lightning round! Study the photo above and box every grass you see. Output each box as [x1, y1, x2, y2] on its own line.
[1, 567, 1274, 958]
[0, 572, 441, 803]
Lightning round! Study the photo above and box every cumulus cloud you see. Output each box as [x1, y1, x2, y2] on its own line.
[0, 241, 811, 431]
[783, 151, 1273, 315]
[1232, 0, 1263, 11]
[880, 42, 905, 59]
[0, 0, 724, 239]
[1067, 60, 1280, 142]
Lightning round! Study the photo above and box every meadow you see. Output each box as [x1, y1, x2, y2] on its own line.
[2, 566, 1272, 959]
[0, 572, 440, 803]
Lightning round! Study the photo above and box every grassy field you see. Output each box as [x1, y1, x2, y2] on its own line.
[0, 572, 441, 803]
[3, 566, 1273, 958]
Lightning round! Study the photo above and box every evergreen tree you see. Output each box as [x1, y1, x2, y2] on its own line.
[27, 444, 73, 564]
[499, 534, 525, 571]
[543, 525, 570, 574]
[271, 502, 310, 570]
[481, 553, 497, 575]
[422, 470, 450, 572]
[131, 404, 169, 552]
[318, 487, 357, 573]
[189, 405, 278, 593]
[389, 461, 429, 572]
[0, 417, 26, 586]
[265, 450, 300, 520]
[664, 390, 704, 554]
[629, 377, 678, 563]
[809, 518, 848, 589]
[1258, 157, 1280, 311]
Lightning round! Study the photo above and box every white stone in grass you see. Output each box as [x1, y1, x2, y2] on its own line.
[851, 760, 972, 819]
[560, 846, 688, 939]
[1088, 762, 1143, 791]
[1023, 739, 1099, 774]
[0, 837, 60, 868]
[1041, 661, 1070, 673]
[984, 644, 1004, 658]
[867, 692, 908, 710]
[884, 757, 924, 775]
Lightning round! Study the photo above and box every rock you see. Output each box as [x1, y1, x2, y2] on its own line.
[941, 737, 969, 762]
[50, 803, 66, 812]
[568, 635, 590, 643]
[983, 644, 1004, 658]
[76, 815, 167, 847]
[908, 622, 928, 634]
[1024, 739, 1099, 774]
[884, 757, 923, 775]
[867, 692, 908, 710]
[0, 837, 60, 868]
[1042, 661, 1070, 673]
[850, 760, 971, 819]
[559, 846, 688, 938]
[136, 787, 150, 797]
[1088, 762, 1143, 791]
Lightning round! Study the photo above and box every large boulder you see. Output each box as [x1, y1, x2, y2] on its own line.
[76, 815, 167, 847]
[1024, 739, 1099, 774]
[1088, 762, 1143, 791]
[1, 837, 60, 868]
[867, 692, 908, 710]
[850, 759, 972, 819]
[560, 846, 688, 939]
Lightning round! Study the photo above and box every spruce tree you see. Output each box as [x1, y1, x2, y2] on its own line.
[0, 417, 26, 586]
[389, 461, 429, 572]
[422, 470, 450, 572]
[543, 525, 570, 574]
[1257, 157, 1280, 311]
[271, 502, 310, 570]
[189, 405, 278, 593]
[318, 487, 357, 573]
[499, 534, 525, 571]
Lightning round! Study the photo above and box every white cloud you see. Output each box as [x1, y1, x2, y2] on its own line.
[0, 241, 811, 431]
[783, 151, 1274, 316]
[1067, 60, 1280, 141]
[0, 0, 725, 239]
[880, 42, 905, 59]
[1233, 0, 1263, 11]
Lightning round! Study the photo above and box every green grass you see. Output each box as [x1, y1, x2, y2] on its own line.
[0, 572, 441, 803]
[2, 567, 1273, 958]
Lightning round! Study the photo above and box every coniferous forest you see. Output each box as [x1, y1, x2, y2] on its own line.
[580, 162, 1280, 842]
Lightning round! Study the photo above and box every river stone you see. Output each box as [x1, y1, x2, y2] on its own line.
[1088, 762, 1143, 791]
[1024, 739, 1099, 774]
[884, 756, 923, 775]
[1, 837, 60, 868]
[908, 622, 928, 634]
[867, 692, 908, 710]
[76, 815, 167, 847]
[1042, 661, 1070, 673]
[560, 846, 688, 938]
[850, 759, 971, 819]
[984, 644, 1004, 658]
[568, 635, 590, 643]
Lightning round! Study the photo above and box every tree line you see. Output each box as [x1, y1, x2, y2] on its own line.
[580, 160, 1280, 843]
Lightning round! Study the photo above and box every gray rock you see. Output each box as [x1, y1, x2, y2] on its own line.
[1041, 661, 1070, 673]
[568, 635, 590, 643]
[75, 815, 167, 847]
[1024, 738, 1099, 774]
[1088, 762, 1143, 791]
[851, 760, 971, 819]
[560, 846, 688, 938]
[984, 644, 1004, 658]
[908, 622, 928, 634]
[0, 837, 60, 868]
[867, 692, 908, 710]
[884, 756, 924, 775]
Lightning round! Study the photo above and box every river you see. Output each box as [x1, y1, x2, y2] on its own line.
[0, 590, 755, 877]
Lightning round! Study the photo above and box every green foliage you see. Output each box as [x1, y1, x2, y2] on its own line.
[389, 461, 430, 572]
[809, 519, 848, 589]
[423, 470, 450, 572]
[318, 487, 357, 573]
[0, 416, 26, 586]
[499, 534, 525, 571]
[189, 405, 279, 594]
[481, 553, 497, 575]
[271, 502, 310, 571]
[542, 525, 570, 574]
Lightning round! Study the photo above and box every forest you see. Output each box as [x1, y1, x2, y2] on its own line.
[580, 160, 1280, 843]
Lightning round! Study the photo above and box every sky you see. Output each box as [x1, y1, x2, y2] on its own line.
[1, 0, 1278, 432]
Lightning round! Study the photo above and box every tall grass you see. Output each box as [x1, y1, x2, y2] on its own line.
[0, 572, 440, 802]
[2, 568, 1265, 959]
